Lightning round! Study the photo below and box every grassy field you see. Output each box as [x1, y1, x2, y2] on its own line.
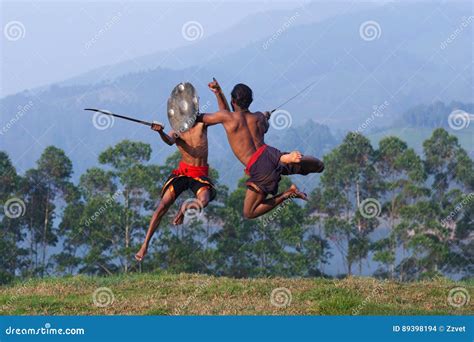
[0, 272, 472, 315]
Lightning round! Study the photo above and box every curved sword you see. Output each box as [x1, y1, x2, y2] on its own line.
[270, 79, 319, 113]
[84, 108, 154, 127]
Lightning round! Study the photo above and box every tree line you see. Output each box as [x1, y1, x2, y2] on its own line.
[0, 128, 472, 284]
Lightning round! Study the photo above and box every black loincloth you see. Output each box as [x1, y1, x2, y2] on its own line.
[245, 145, 324, 196]
[161, 174, 217, 200]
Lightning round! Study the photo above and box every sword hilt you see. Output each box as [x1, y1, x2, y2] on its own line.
[151, 121, 165, 130]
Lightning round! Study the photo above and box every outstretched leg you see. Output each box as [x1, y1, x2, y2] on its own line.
[298, 155, 325, 174]
[243, 184, 306, 219]
[135, 188, 176, 261]
[173, 187, 211, 225]
[280, 151, 324, 175]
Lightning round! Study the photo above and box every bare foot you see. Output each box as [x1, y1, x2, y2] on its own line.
[135, 244, 148, 262]
[173, 210, 185, 225]
[280, 151, 302, 164]
[286, 184, 308, 201]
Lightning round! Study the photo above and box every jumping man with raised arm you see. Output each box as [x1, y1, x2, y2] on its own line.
[200, 79, 324, 219]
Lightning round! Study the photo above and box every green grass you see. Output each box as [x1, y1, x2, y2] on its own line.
[0, 273, 472, 315]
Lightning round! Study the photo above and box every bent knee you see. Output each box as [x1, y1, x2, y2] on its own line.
[196, 196, 210, 209]
[198, 198, 210, 209]
[196, 188, 211, 206]
[243, 209, 256, 220]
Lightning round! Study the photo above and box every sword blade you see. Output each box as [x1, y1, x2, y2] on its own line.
[270, 79, 319, 113]
[84, 108, 153, 127]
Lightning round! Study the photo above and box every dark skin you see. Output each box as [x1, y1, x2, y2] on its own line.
[135, 107, 214, 262]
[201, 79, 324, 219]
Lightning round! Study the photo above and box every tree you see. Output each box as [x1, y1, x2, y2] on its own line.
[57, 167, 120, 275]
[20, 146, 74, 277]
[395, 129, 474, 279]
[423, 128, 473, 197]
[212, 176, 330, 278]
[211, 178, 259, 277]
[255, 177, 330, 277]
[372, 136, 427, 278]
[37, 146, 74, 276]
[98, 140, 157, 273]
[0, 151, 27, 283]
[311, 132, 381, 276]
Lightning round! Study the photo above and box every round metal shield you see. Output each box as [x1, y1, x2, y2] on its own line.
[167, 82, 199, 133]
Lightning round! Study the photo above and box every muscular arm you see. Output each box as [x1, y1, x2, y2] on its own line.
[208, 77, 230, 111]
[151, 123, 176, 145]
[196, 110, 230, 126]
[214, 89, 230, 111]
[158, 130, 177, 146]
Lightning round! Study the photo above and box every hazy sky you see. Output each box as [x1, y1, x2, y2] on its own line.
[1, 1, 305, 96]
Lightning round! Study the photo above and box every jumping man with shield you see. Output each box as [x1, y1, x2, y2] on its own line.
[135, 82, 225, 262]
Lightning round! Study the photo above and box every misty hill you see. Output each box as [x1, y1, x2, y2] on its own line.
[0, 74, 336, 188]
[58, 1, 373, 88]
[366, 101, 474, 157]
[396, 101, 474, 129]
[1, 1, 472, 186]
[202, 1, 472, 128]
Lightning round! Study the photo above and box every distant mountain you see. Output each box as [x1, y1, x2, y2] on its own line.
[366, 101, 474, 157]
[1, 1, 472, 186]
[57, 1, 372, 88]
[203, 1, 472, 128]
[395, 101, 474, 129]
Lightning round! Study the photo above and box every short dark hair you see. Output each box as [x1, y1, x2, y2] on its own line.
[231, 83, 253, 109]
